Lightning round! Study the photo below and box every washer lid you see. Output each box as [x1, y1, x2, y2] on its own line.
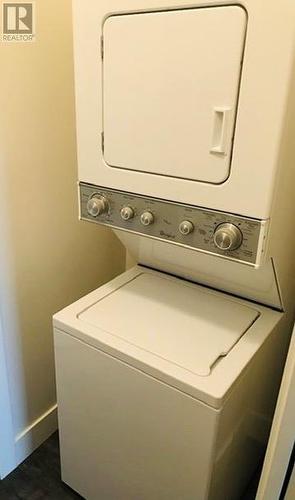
[78, 273, 259, 377]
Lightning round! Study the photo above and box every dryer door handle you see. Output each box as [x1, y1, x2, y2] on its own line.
[210, 107, 232, 156]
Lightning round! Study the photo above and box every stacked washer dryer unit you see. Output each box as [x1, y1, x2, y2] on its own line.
[53, 1, 295, 499]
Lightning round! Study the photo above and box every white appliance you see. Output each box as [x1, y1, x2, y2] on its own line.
[54, 1, 295, 499]
[55, 266, 285, 500]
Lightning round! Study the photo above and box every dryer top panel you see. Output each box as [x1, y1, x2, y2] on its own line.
[103, 7, 246, 184]
[78, 271, 258, 377]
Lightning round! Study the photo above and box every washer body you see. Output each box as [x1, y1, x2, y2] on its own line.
[54, 266, 283, 500]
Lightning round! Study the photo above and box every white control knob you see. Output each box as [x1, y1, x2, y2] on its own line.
[140, 211, 154, 226]
[179, 220, 194, 235]
[213, 223, 243, 251]
[87, 195, 109, 217]
[120, 206, 134, 221]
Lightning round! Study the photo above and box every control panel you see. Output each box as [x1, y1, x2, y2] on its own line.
[80, 183, 268, 266]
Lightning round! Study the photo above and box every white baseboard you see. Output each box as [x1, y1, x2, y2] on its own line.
[14, 404, 58, 467]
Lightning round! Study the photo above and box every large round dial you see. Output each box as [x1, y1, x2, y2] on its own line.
[213, 223, 243, 251]
[87, 195, 109, 217]
[140, 211, 154, 226]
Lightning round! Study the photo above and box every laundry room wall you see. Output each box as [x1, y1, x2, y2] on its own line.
[0, 0, 125, 475]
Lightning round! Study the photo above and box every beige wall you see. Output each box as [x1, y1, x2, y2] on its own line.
[0, 0, 125, 467]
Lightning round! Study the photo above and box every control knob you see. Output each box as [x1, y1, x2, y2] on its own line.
[120, 206, 134, 221]
[179, 220, 194, 235]
[213, 223, 243, 251]
[87, 195, 109, 217]
[140, 211, 154, 226]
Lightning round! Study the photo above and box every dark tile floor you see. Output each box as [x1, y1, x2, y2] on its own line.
[0, 432, 259, 500]
[0, 433, 81, 500]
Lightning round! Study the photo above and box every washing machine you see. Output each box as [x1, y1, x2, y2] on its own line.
[54, 266, 284, 500]
[54, 1, 295, 499]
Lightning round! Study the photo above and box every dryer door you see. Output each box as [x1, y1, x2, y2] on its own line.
[103, 6, 246, 184]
